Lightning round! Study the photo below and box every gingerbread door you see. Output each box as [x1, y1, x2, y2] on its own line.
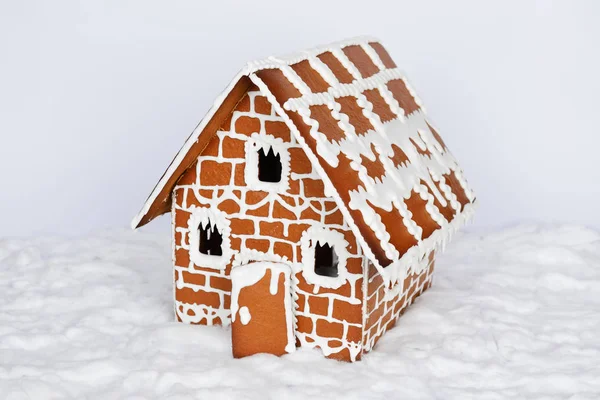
[230, 262, 295, 358]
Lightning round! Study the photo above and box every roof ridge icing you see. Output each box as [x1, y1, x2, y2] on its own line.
[243, 36, 382, 74]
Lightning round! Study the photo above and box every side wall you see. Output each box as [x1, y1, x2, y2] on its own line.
[362, 252, 435, 352]
[171, 85, 365, 361]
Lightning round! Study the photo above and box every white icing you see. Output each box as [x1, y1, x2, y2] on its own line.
[306, 55, 339, 87]
[330, 48, 363, 81]
[297, 330, 362, 362]
[382, 253, 432, 302]
[361, 42, 386, 70]
[171, 193, 178, 322]
[244, 35, 380, 72]
[283, 68, 403, 112]
[175, 301, 231, 325]
[239, 306, 251, 325]
[230, 262, 295, 353]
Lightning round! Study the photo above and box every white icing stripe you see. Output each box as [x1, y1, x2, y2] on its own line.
[282, 68, 405, 112]
[330, 48, 363, 80]
[244, 35, 380, 73]
[400, 77, 426, 113]
[306, 55, 339, 88]
[279, 64, 312, 96]
[360, 42, 386, 71]
[378, 83, 406, 122]
[171, 195, 178, 322]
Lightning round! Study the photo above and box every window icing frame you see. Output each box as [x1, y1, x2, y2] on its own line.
[187, 207, 232, 270]
[244, 132, 290, 192]
[300, 226, 350, 289]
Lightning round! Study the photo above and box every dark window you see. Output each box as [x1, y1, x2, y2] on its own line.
[314, 242, 338, 277]
[258, 147, 282, 183]
[198, 221, 223, 256]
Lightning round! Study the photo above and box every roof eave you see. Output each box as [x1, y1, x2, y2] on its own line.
[131, 71, 253, 230]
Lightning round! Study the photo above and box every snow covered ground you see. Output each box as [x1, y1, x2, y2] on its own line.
[1, 224, 599, 399]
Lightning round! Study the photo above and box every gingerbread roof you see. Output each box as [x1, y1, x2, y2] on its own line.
[132, 37, 476, 285]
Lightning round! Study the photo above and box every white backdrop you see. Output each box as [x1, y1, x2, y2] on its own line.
[1, 0, 598, 237]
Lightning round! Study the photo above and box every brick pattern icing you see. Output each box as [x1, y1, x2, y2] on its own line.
[363, 252, 435, 352]
[171, 87, 365, 361]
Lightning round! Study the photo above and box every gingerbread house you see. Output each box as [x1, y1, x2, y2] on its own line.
[132, 37, 476, 362]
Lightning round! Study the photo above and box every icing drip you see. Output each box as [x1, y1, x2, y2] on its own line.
[239, 306, 251, 325]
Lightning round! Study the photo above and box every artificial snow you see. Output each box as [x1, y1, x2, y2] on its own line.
[1, 225, 599, 399]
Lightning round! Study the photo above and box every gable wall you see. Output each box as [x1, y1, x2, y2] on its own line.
[362, 252, 435, 352]
[171, 85, 365, 361]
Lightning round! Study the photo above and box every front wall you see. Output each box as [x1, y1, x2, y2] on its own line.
[172, 85, 365, 361]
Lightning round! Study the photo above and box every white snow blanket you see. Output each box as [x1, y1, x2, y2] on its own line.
[1, 225, 599, 399]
